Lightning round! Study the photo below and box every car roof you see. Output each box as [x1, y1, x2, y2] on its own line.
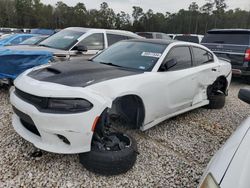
[137, 32, 167, 34]
[207, 29, 250, 34]
[65, 27, 141, 38]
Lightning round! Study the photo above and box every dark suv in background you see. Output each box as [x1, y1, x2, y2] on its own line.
[201, 29, 250, 82]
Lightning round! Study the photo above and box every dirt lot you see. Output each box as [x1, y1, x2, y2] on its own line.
[0, 78, 250, 188]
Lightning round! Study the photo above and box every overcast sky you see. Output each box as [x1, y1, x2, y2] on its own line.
[41, 0, 250, 14]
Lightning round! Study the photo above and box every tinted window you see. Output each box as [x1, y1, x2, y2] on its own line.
[201, 33, 250, 45]
[137, 32, 153, 38]
[78, 33, 104, 50]
[156, 34, 162, 39]
[193, 47, 213, 66]
[107, 34, 128, 46]
[175, 36, 199, 43]
[165, 46, 192, 71]
[92, 41, 167, 71]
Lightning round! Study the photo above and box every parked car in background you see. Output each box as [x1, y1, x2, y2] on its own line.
[30, 28, 56, 35]
[6, 27, 142, 61]
[174, 34, 204, 43]
[0, 33, 38, 47]
[199, 88, 250, 188]
[19, 35, 48, 45]
[0, 27, 20, 34]
[136, 32, 172, 40]
[167, 34, 176, 39]
[201, 29, 250, 83]
[10, 39, 231, 175]
[21, 28, 31, 33]
[0, 27, 142, 85]
[0, 49, 53, 85]
[0, 33, 11, 39]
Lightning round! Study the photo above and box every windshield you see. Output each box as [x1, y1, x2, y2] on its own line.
[92, 41, 167, 71]
[39, 29, 84, 50]
[20, 36, 46, 45]
[202, 33, 250, 45]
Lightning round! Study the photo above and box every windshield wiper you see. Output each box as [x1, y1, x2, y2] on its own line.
[99, 62, 123, 68]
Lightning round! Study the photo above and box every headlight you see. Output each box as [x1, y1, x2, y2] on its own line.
[45, 98, 93, 113]
[200, 173, 220, 188]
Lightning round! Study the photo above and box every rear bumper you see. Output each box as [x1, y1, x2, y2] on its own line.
[231, 64, 250, 76]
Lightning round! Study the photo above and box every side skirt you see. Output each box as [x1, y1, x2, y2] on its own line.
[141, 100, 209, 131]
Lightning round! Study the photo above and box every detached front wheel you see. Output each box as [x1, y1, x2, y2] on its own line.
[79, 132, 138, 176]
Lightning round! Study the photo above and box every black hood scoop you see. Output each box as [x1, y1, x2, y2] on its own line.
[28, 61, 142, 87]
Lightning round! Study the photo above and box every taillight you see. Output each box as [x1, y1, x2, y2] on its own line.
[245, 49, 250, 61]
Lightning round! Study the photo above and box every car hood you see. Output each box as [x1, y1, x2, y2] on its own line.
[200, 117, 250, 188]
[27, 60, 142, 87]
[5, 45, 68, 56]
[219, 118, 250, 188]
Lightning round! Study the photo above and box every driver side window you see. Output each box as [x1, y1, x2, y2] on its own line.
[162, 46, 192, 71]
[77, 33, 104, 50]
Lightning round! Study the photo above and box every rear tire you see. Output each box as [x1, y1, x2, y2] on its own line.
[79, 132, 138, 176]
[206, 92, 225, 109]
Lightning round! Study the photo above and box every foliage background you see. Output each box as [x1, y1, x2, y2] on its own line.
[0, 0, 249, 34]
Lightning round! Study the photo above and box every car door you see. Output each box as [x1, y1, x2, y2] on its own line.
[159, 46, 198, 114]
[190, 47, 220, 105]
[71, 33, 105, 60]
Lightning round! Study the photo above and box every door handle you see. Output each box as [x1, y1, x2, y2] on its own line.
[211, 68, 217, 72]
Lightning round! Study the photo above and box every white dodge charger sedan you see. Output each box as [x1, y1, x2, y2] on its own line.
[10, 39, 232, 174]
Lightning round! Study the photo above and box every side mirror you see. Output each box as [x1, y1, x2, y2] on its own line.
[159, 58, 177, 72]
[73, 45, 88, 52]
[238, 88, 250, 104]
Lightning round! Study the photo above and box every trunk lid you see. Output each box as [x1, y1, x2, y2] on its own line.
[201, 30, 250, 67]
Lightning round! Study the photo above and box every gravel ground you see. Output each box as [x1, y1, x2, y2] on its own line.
[1, 78, 250, 188]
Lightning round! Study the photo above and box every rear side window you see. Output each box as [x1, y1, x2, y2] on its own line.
[193, 47, 213, 66]
[166, 46, 192, 71]
[107, 34, 128, 46]
[175, 36, 199, 43]
[201, 33, 250, 45]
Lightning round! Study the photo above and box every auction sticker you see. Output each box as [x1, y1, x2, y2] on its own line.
[63, 36, 75, 39]
[141, 52, 162, 58]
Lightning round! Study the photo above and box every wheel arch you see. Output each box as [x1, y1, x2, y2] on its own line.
[208, 75, 229, 96]
[110, 94, 146, 129]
